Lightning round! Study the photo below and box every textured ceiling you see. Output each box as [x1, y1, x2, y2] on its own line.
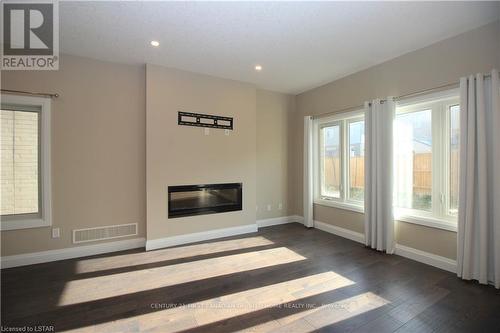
[60, 2, 500, 94]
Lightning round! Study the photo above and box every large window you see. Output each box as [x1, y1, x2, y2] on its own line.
[316, 111, 364, 209]
[313, 91, 459, 228]
[1, 95, 52, 230]
[394, 92, 459, 226]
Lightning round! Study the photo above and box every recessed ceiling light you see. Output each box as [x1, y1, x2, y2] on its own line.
[255, 65, 262, 71]
[150, 40, 160, 47]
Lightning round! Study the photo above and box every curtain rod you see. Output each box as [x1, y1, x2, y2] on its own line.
[1, 89, 59, 99]
[312, 71, 496, 120]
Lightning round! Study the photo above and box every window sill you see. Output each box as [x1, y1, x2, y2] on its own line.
[0, 218, 51, 231]
[314, 198, 364, 214]
[395, 213, 457, 232]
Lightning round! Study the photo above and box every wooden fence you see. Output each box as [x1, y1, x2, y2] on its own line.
[413, 153, 431, 195]
[324, 152, 458, 197]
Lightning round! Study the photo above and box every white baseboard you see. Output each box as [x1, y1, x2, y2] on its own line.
[313, 220, 456, 273]
[314, 220, 365, 244]
[395, 244, 457, 273]
[2, 219, 457, 275]
[257, 215, 304, 228]
[1, 237, 146, 269]
[293, 215, 305, 224]
[145, 224, 258, 251]
[0, 219, 277, 268]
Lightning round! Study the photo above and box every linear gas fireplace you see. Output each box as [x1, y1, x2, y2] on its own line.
[168, 183, 242, 218]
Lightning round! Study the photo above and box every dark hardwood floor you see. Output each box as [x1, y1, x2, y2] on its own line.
[2, 223, 499, 332]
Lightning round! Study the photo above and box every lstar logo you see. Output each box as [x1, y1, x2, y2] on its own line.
[1, 1, 59, 70]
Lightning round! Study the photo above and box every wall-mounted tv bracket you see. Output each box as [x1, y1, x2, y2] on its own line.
[178, 111, 233, 130]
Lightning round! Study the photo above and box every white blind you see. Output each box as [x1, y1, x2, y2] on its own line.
[1, 109, 40, 215]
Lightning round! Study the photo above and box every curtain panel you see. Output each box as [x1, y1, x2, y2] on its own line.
[303, 116, 314, 228]
[457, 70, 500, 288]
[364, 99, 396, 253]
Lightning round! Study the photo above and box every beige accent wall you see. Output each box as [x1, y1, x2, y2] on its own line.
[1, 55, 146, 256]
[397, 221, 457, 260]
[295, 21, 500, 259]
[146, 64, 257, 240]
[256, 90, 297, 220]
[314, 205, 364, 234]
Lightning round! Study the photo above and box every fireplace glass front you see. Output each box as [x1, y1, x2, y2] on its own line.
[168, 183, 242, 218]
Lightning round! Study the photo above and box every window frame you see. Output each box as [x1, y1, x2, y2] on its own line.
[0, 94, 52, 231]
[394, 89, 459, 232]
[313, 109, 365, 213]
[445, 102, 460, 218]
[318, 120, 343, 200]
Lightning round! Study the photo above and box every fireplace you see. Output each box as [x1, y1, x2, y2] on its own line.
[168, 183, 242, 218]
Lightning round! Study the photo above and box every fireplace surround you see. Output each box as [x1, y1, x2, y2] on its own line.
[168, 183, 242, 218]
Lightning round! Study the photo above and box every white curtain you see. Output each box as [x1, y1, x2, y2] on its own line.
[364, 99, 396, 253]
[303, 116, 314, 228]
[457, 70, 500, 288]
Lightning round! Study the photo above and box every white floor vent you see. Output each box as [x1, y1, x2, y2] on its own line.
[73, 223, 138, 244]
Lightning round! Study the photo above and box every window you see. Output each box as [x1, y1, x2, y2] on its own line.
[394, 91, 459, 226]
[347, 120, 365, 201]
[1, 95, 52, 230]
[315, 110, 364, 211]
[319, 123, 341, 198]
[394, 109, 433, 212]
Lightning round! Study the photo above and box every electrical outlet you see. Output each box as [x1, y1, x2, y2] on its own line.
[52, 228, 60, 239]
[278, 203, 283, 210]
[204, 128, 210, 135]
[225, 129, 230, 136]
[267, 204, 271, 211]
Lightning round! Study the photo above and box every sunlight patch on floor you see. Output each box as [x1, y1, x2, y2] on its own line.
[85, 271, 355, 332]
[58, 247, 305, 306]
[193, 272, 355, 327]
[75, 236, 275, 274]
[271, 291, 391, 332]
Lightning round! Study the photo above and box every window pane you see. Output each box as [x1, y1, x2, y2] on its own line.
[449, 105, 460, 216]
[394, 109, 432, 212]
[1, 110, 39, 215]
[348, 120, 364, 201]
[320, 125, 341, 198]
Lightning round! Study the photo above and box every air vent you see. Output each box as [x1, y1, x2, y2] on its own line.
[72, 223, 138, 244]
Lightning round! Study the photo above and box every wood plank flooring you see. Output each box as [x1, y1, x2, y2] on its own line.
[2, 223, 500, 332]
